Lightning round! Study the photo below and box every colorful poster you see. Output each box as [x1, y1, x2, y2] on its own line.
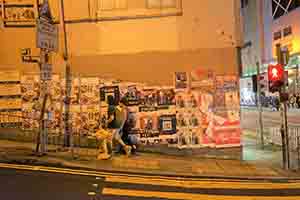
[157, 89, 175, 106]
[141, 88, 157, 106]
[0, 111, 22, 127]
[21, 75, 40, 103]
[0, 98, 22, 110]
[213, 119, 241, 148]
[100, 86, 120, 105]
[175, 72, 188, 89]
[190, 68, 215, 90]
[158, 115, 176, 134]
[80, 77, 99, 105]
[216, 75, 238, 92]
[123, 85, 141, 106]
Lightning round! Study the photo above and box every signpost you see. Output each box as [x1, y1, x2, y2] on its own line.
[40, 63, 52, 81]
[35, 0, 57, 155]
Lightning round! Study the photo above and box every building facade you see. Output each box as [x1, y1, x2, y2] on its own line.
[0, 0, 242, 85]
[240, 0, 300, 106]
[0, 0, 243, 159]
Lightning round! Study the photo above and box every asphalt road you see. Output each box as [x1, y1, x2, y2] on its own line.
[1, 167, 300, 200]
[241, 109, 300, 132]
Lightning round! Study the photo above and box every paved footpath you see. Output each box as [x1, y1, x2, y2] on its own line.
[0, 139, 299, 179]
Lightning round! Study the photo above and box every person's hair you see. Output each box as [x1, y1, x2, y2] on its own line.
[107, 95, 115, 105]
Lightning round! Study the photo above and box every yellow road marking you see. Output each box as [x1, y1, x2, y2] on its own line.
[0, 162, 300, 189]
[102, 188, 300, 200]
[106, 176, 300, 189]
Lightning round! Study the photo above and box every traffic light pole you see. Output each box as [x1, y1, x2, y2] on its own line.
[256, 62, 264, 148]
[59, 0, 73, 156]
[276, 44, 290, 170]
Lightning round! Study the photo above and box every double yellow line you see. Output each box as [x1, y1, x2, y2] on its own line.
[1, 163, 300, 200]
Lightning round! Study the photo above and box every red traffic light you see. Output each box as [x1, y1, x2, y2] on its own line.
[268, 64, 284, 82]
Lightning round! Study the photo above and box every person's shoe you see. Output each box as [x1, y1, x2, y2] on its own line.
[124, 145, 132, 156]
[97, 153, 111, 160]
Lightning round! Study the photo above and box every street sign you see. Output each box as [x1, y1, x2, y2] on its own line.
[40, 63, 52, 81]
[36, 0, 57, 52]
[36, 17, 58, 52]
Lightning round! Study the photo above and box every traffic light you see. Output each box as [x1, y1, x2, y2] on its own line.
[252, 74, 265, 93]
[252, 75, 257, 93]
[268, 64, 284, 93]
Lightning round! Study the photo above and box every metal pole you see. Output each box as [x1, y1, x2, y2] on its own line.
[256, 61, 264, 148]
[276, 44, 290, 170]
[297, 65, 299, 93]
[59, 0, 72, 150]
[297, 133, 300, 170]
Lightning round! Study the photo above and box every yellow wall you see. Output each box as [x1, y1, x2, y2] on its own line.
[0, 0, 241, 85]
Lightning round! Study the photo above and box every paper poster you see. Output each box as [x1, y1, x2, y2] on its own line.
[225, 91, 239, 109]
[157, 89, 175, 106]
[190, 68, 215, 90]
[100, 86, 120, 105]
[141, 88, 157, 106]
[175, 72, 188, 89]
[49, 75, 61, 101]
[216, 75, 238, 92]
[212, 109, 241, 148]
[21, 75, 40, 103]
[0, 98, 22, 110]
[158, 114, 176, 135]
[0, 111, 22, 126]
[80, 77, 99, 105]
[123, 85, 141, 106]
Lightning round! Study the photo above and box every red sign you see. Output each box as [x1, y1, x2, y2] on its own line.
[268, 64, 284, 82]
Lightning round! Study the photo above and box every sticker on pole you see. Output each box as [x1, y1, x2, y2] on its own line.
[41, 63, 52, 81]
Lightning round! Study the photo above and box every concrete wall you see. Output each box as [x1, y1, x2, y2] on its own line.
[240, 0, 262, 76]
[0, 0, 241, 85]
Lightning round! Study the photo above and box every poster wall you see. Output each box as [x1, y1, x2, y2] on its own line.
[0, 71, 21, 127]
[15, 68, 241, 150]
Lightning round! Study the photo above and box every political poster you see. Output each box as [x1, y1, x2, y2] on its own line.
[175, 72, 188, 89]
[100, 86, 120, 105]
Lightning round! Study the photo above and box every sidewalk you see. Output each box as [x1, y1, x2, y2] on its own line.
[0, 139, 299, 179]
[242, 106, 300, 113]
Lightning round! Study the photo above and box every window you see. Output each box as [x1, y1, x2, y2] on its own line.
[241, 0, 248, 8]
[272, 0, 300, 19]
[147, 0, 177, 9]
[100, 0, 127, 10]
[283, 26, 292, 37]
[273, 31, 282, 41]
[283, 43, 293, 52]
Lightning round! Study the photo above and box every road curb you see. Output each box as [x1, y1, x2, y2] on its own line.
[0, 161, 300, 182]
